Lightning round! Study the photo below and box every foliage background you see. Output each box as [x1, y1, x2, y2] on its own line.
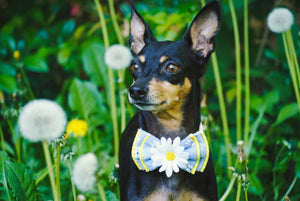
[0, 0, 300, 200]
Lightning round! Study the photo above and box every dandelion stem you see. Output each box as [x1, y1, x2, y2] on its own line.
[243, 0, 250, 146]
[236, 179, 242, 201]
[108, 0, 125, 45]
[245, 190, 249, 201]
[35, 163, 57, 186]
[19, 65, 35, 100]
[282, 32, 300, 113]
[120, 89, 126, 132]
[0, 125, 5, 151]
[281, 175, 297, 201]
[6, 118, 21, 163]
[56, 145, 61, 199]
[97, 182, 107, 201]
[68, 161, 77, 201]
[94, 0, 119, 162]
[286, 29, 300, 89]
[219, 174, 237, 201]
[228, 0, 242, 142]
[211, 53, 232, 174]
[200, 0, 232, 175]
[42, 140, 60, 201]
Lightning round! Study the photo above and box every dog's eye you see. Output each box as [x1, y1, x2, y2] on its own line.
[166, 64, 179, 73]
[131, 63, 140, 73]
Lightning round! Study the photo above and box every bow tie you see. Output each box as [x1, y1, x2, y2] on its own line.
[131, 128, 209, 177]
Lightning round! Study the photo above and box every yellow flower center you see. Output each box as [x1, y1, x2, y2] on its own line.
[13, 50, 20, 60]
[166, 151, 176, 161]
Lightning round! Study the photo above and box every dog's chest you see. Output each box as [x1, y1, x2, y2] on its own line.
[143, 176, 207, 201]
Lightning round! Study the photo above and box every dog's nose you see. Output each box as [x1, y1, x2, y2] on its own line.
[129, 86, 148, 100]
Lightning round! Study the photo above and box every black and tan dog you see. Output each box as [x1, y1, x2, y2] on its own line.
[119, 1, 221, 200]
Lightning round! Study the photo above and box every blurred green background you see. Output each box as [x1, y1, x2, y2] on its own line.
[0, 0, 300, 200]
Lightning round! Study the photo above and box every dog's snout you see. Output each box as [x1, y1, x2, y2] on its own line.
[129, 85, 148, 100]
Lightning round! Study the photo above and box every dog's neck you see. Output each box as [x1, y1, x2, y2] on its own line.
[140, 81, 201, 139]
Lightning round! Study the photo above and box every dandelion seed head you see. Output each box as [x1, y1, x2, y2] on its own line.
[104, 44, 132, 70]
[267, 8, 294, 33]
[18, 99, 67, 142]
[72, 153, 98, 192]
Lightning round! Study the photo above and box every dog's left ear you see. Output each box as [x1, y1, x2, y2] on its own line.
[183, 0, 221, 58]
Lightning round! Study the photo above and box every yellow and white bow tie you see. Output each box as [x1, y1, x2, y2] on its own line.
[131, 128, 209, 177]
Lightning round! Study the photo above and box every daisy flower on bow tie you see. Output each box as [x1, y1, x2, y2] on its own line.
[151, 137, 189, 177]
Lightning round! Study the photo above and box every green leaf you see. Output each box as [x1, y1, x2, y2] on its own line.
[68, 78, 108, 128]
[62, 19, 76, 36]
[296, 157, 300, 179]
[0, 153, 37, 201]
[57, 46, 72, 65]
[105, 191, 119, 201]
[24, 55, 48, 72]
[0, 74, 17, 93]
[0, 62, 16, 76]
[273, 103, 299, 126]
[81, 42, 108, 86]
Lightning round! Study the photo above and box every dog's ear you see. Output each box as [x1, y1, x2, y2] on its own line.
[183, 0, 221, 58]
[129, 2, 156, 55]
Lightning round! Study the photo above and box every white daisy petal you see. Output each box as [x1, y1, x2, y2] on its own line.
[151, 136, 190, 177]
[172, 162, 179, 173]
[166, 166, 173, 177]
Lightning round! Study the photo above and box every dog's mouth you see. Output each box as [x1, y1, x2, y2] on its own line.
[130, 99, 166, 111]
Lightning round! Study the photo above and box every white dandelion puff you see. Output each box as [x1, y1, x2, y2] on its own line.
[151, 137, 189, 177]
[267, 8, 294, 33]
[72, 153, 98, 192]
[18, 99, 67, 142]
[104, 44, 132, 70]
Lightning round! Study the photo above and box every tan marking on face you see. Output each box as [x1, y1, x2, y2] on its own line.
[144, 188, 169, 201]
[138, 55, 146, 63]
[147, 77, 192, 131]
[178, 190, 206, 201]
[159, 55, 169, 63]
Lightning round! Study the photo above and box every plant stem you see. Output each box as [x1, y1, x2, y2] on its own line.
[281, 175, 297, 201]
[19, 66, 35, 100]
[228, 0, 242, 142]
[97, 182, 107, 201]
[246, 107, 265, 155]
[94, 0, 109, 49]
[0, 125, 5, 151]
[236, 179, 242, 201]
[68, 161, 77, 201]
[286, 30, 300, 89]
[108, 0, 124, 45]
[245, 190, 249, 201]
[6, 118, 21, 163]
[120, 89, 126, 132]
[56, 145, 61, 199]
[282, 32, 300, 113]
[94, 0, 119, 162]
[211, 53, 232, 172]
[219, 174, 237, 201]
[42, 140, 60, 201]
[243, 0, 250, 146]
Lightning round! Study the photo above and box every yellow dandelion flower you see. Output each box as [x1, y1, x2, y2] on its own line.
[13, 50, 20, 60]
[66, 119, 88, 137]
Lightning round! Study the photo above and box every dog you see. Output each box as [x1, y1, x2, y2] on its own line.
[119, 1, 221, 200]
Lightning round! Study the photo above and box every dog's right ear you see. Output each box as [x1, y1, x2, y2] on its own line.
[129, 1, 156, 55]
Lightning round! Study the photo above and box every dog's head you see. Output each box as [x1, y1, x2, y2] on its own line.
[128, 1, 221, 113]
